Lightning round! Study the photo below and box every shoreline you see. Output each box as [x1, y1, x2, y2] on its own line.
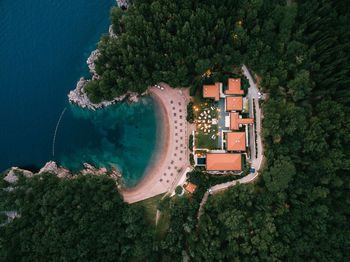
[121, 84, 189, 203]
[122, 90, 170, 192]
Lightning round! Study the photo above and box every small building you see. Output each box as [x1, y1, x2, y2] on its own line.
[225, 78, 244, 95]
[230, 112, 254, 130]
[227, 132, 246, 151]
[206, 153, 241, 171]
[185, 182, 197, 193]
[226, 96, 243, 111]
[203, 82, 220, 101]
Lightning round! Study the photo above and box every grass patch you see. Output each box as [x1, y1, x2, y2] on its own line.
[133, 193, 164, 224]
[193, 100, 219, 149]
[195, 131, 219, 149]
[156, 209, 170, 236]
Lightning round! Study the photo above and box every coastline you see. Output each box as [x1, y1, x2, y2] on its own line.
[121, 84, 189, 203]
[122, 90, 170, 192]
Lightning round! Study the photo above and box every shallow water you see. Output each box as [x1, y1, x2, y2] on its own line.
[0, 0, 159, 187]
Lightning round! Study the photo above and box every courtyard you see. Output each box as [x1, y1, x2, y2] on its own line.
[193, 101, 220, 150]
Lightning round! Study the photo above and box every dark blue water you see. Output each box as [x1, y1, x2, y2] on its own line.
[0, 0, 159, 187]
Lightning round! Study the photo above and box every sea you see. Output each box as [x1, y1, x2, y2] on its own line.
[0, 0, 159, 187]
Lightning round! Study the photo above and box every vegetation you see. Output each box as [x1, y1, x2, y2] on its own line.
[1, 0, 349, 261]
[188, 134, 193, 151]
[0, 173, 153, 261]
[175, 186, 183, 195]
[186, 101, 194, 123]
[134, 193, 164, 224]
[189, 153, 195, 166]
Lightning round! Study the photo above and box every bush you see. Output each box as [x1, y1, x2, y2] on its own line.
[190, 153, 195, 166]
[85, 80, 103, 104]
[186, 102, 194, 123]
[189, 135, 193, 151]
[175, 186, 183, 195]
[157, 196, 170, 211]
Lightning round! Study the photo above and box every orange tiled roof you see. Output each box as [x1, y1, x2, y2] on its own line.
[206, 153, 242, 171]
[226, 78, 244, 95]
[185, 182, 197, 193]
[203, 82, 220, 101]
[226, 96, 243, 111]
[227, 132, 246, 151]
[230, 112, 254, 130]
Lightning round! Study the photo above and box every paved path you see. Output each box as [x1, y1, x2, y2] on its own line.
[243, 64, 264, 170]
[197, 65, 264, 216]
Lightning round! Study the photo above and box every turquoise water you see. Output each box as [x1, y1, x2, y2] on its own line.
[0, 0, 159, 187]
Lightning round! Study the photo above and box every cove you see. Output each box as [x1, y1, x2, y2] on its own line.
[0, 0, 158, 187]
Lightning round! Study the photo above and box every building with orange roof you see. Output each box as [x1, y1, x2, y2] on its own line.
[226, 96, 243, 111]
[225, 78, 244, 95]
[230, 112, 254, 130]
[185, 182, 197, 193]
[227, 132, 246, 151]
[206, 153, 241, 171]
[203, 82, 220, 101]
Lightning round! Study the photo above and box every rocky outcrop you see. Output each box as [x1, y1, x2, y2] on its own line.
[4, 167, 33, 183]
[67, 0, 137, 110]
[39, 161, 71, 178]
[81, 163, 122, 182]
[68, 78, 140, 110]
[116, 0, 131, 9]
[4, 161, 123, 184]
[87, 49, 101, 80]
[109, 25, 117, 39]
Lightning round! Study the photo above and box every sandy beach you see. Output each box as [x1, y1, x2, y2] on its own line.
[121, 84, 189, 203]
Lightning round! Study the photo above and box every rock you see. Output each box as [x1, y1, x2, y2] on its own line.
[109, 25, 117, 39]
[116, 0, 131, 9]
[68, 79, 140, 110]
[81, 163, 108, 176]
[3, 167, 33, 183]
[39, 161, 71, 178]
[129, 93, 139, 103]
[4, 170, 18, 183]
[87, 49, 101, 80]
[68, 77, 91, 109]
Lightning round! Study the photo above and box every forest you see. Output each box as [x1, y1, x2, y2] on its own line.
[1, 0, 349, 261]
